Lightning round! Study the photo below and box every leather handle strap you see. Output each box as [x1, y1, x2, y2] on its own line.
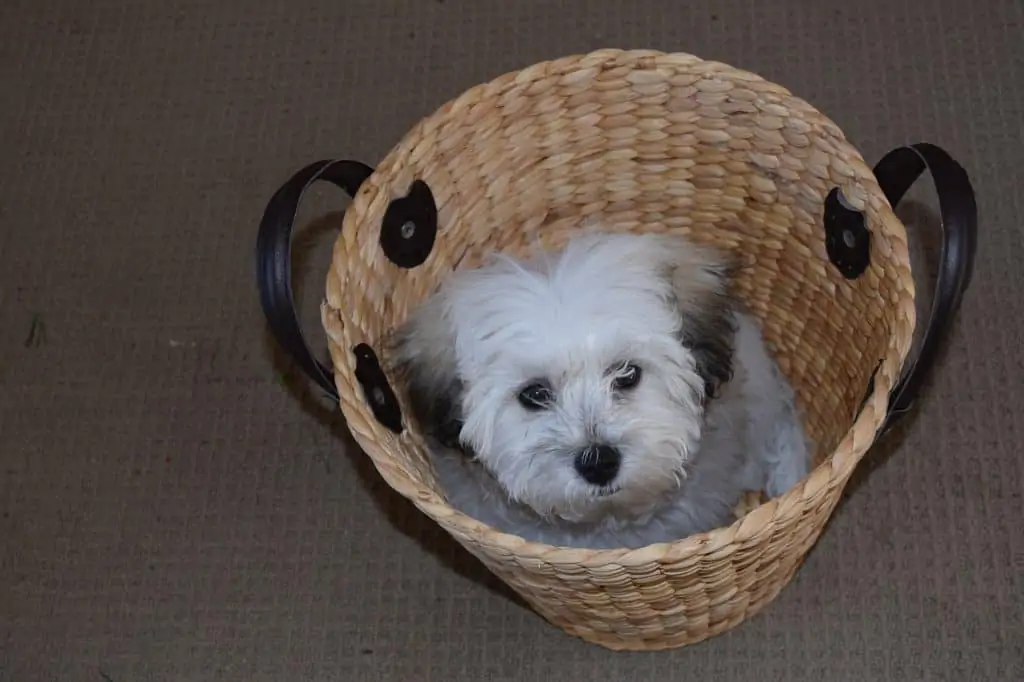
[256, 159, 374, 402]
[871, 143, 978, 432]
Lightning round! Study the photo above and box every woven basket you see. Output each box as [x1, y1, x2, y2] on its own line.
[257, 49, 977, 651]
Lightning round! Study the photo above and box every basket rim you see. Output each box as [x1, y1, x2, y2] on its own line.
[322, 48, 918, 568]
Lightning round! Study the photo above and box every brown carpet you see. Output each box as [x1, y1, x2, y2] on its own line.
[2, 0, 1022, 680]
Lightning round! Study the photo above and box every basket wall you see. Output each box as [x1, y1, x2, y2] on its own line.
[320, 50, 917, 650]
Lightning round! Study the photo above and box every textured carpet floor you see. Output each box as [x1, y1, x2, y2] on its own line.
[2, 1, 1022, 680]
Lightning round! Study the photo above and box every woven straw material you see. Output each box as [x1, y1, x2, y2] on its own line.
[320, 49, 917, 651]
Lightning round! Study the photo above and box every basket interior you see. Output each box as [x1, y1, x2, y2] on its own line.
[324, 51, 915, 519]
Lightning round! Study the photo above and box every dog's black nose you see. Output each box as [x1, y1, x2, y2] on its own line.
[573, 445, 621, 486]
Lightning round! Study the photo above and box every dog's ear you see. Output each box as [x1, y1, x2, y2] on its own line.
[387, 296, 467, 452]
[662, 240, 740, 400]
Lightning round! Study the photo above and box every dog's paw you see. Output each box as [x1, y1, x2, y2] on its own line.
[733, 490, 767, 519]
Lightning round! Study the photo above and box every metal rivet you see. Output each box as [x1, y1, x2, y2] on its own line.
[400, 220, 415, 239]
[372, 387, 385, 405]
[843, 229, 856, 248]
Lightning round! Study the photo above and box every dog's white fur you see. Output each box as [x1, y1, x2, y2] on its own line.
[389, 229, 812, 549]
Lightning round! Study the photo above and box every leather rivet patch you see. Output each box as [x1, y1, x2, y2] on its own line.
[379, 180, 438, 269]
[824, 187, 871, 279]
[353, 343, 403, 434]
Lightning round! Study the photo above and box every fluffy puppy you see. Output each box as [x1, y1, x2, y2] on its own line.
[388, 229, 812, 549]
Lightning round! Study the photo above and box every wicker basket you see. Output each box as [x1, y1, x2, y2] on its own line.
[257, 49, 977, 651]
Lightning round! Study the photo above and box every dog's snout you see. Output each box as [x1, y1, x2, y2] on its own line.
[574, 445, 621, 486]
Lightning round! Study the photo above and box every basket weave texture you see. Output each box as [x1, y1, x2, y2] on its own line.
[320, 49, 917, 651]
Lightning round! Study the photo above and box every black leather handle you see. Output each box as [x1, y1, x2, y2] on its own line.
[256, 159, 374, 402]
[871, 143, 978, 432]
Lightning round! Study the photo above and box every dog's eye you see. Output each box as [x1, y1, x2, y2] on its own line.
[517, 382, 553, 410]
[612, 363, 642, 390]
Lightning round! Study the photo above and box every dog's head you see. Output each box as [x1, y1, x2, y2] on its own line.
[390, 231, 738, 524]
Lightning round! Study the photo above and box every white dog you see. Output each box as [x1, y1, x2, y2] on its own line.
[388, 229, 812, 549]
